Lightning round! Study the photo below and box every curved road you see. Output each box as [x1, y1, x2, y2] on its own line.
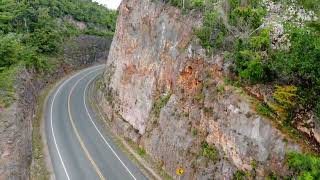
[45, 65, 147, 180]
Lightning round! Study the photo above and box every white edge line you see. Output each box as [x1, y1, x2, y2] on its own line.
[68, 68, 106, 180]
[83, 74, 138, 180]
[49, 65, 102, 180]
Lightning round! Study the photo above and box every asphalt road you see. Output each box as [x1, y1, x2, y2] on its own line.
[45, 65, 148, 180]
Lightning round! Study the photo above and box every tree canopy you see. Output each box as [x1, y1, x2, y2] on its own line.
[0, 0, 117, 106]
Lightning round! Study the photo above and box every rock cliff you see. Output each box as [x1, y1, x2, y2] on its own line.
[100, 0, 301, 178]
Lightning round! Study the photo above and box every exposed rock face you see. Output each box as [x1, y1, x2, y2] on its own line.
[0, 84, 32, 180]
[64, 15, 87, 30]
[0, 35, 112, 179]
[104, 0, 197, 134]
[64, 35, 112, 66]
[100, 0, 300, 178]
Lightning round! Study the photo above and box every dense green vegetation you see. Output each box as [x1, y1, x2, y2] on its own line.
[0, 0, 117, 107]
[170, 0, 320, 132]
[286, 152, 320, 179]
[165, 0, 320, 177]
[195, 10, 227, 52]
[231, 151, 320, 179]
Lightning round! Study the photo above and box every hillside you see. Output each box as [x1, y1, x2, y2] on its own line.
[0, 0, 117, 179]
[0, 0, 117, 107]
[97, 0, 320, 179]
[1, 0, 320, 179]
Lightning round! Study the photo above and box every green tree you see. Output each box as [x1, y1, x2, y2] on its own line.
[287, 152, 320, 179]
[268, 85, 298, 120]
[232, 28, 272, 84]
[271, 25, 320, 111]
[0, 0, 117, 107]
[0, 33, 21, 68]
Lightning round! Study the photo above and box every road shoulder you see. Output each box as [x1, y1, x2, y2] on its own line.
[88, 75, 172, 180]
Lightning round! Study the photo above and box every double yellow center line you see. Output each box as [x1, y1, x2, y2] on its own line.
[67, 69, 106, 180]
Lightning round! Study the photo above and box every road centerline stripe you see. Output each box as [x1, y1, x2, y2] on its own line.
[83, 75, 138, 180]
[50, 65, 102, 180]
[67, 68, 106, 180]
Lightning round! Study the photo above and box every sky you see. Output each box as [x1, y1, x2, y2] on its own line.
[93, 0, 122, 9]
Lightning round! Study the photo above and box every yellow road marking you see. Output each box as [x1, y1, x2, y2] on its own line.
[68, 71, 106, 180]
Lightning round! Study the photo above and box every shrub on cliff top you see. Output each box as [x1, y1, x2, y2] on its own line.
[286, 152, 320, 179]
[256, 102, 274, 118]
[268, 85, 298, 121]
[199, 141, 217, 160]
[229, 5, 266, 30]
[153, 93, 171, 117]
[195, 10, 227, 52]
[0, 33, 22, 68]
[236, 49, 267, 83]
[272, 26, 320, 88]
[190, 0, 205, 9]
[232, 28, 272, 83]
[271, 25, 320, 112]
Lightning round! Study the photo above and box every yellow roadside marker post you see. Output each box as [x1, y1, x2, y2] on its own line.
[176, 168, 184, 180]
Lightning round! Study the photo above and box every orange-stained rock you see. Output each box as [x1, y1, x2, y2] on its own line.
[99, 0, 301, 179]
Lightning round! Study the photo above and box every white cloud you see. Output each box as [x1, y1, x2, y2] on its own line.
[93, 0, 122, 9]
